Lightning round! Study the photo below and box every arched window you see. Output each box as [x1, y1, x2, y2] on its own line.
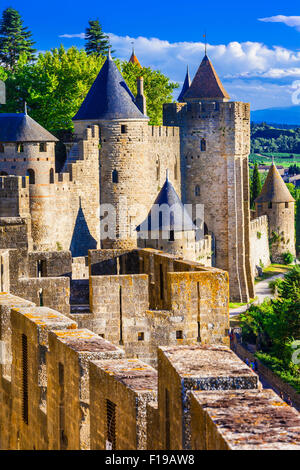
[0, 143, 4, 153]
[112, 169, 118, 183]
[39, 142, 47, 152]
[49, 168, 54, 184]
[195, 185, 200, 197]
[200, 138, 206, 152]
[27, 169, 35, 184]
[17, 143, 24, 153]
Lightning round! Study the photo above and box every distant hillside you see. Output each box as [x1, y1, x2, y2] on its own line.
[251, 106, 300, 126]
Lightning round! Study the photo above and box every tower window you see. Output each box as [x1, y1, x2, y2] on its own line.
[268, 202, 272, 209]
[174, 160, 178, 180]
[138, 332, 144, 341]
[112, 169, 118, 183]
[0, 143, 4, 153]
[169, 230, 175, 242]
[17, 143, 24, 153]
[106, 399, 116, 450]
[121, 125, 127, 134]
[176, 330, 183, 339]
[200, 139, 206, 152]
[285, 202, 289, 209]
[195, 185, 200, 197]
[26, 169, 35, 184]
[39, 143, 47, 152]
[49, 168, 54, 184]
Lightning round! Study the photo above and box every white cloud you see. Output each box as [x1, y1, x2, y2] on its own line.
[59, 33, 85, 39]
[258, 16, 300, 32]
[58, 31, 300, 110]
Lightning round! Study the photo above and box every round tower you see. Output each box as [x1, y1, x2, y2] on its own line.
[136, 173, 197, 259]
[0, 111, 58, 250]
[255, 163, 296, 263]
[73, 51, 152, 249]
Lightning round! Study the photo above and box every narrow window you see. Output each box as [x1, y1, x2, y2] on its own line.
[285, 202, 289, 209]
[121, 125, 127, 134]
[112, 169, 118, 183]
[49, 168, 54, 184]
[169, 230, 175, 242]
[156, 159, 160, 180]
[119, 286, 123, 345]
[159, 264, 164, 301]
[39, 289, 43, 307]
[165, 389, 170, 450]
[39, 143, 47, 152]
[27, 169, 35, 184]
[59, 362, 68, 450]
[268, 202, 272, 209]
[174, 160, 178, 180]
[176, 330, 183, 339]
[138, 332, 144, 341]
[17, 143, 24, 153]
[106, 399, 116, 450]
[0, 143, 4, 153]
[22, 334, 28, 425]
[200, 138, 206, 152]
[195, 185, 200, 197]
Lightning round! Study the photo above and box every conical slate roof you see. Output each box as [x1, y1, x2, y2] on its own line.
[255, 163, 295, 203]
[0, 113, 58, 142]
[183, 54, 230, 101]
[129, 49, 142, 68]
[73, 52, 147, 121]
[178, 66, 191, 102]
[136, 175, 197, 232]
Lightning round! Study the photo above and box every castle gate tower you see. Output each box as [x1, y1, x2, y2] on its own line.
[255, 162, 296, 263]
[163, 55, 254, 301]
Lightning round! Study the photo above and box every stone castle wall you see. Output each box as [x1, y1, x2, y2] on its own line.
[1, 297, 299, 451]
[163, 101, 254, 302]
[250, 216, 271, 276]
[256, 201, 296, 262]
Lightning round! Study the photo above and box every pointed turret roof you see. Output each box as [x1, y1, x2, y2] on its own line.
[129, 48, 142, 68]
[183, 54, 230, 101]
[73, 51, 147, 121]
[136, 174, 196, 232]
[0, 113, 58, 142]
[255, 163, 295, 204]
[178, 66, 191, 102]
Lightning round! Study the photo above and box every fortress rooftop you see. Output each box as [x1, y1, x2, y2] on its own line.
[184, 54, 230, 102]
[136, 175, 196, 232]
[73, 51, 147, 121]
[178, 65, 191, 102]
[255, 163, 295, 203]
[0, 113, 58, 142]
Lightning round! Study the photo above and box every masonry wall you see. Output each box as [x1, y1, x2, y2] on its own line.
[256, 201, 296, 262]
[250, 215, 271, 276]
[163, 101, 254, 302]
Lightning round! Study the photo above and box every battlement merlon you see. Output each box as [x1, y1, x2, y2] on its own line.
[163, 101, 250, 126]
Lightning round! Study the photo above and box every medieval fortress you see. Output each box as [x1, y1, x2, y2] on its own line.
[0, 50, 298, 450]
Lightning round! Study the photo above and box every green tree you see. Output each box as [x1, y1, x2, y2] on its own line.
[251, 162, 262, 208]
[0, 7, 36, 70]
[85, 20, 111, 56]
[0, 46, 178, 132]
[121, 61, 178, 125]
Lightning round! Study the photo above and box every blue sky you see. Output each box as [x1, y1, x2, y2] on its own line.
[3, 0, 300, 110]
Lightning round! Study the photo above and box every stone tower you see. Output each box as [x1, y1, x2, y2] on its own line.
[136, 172, 197, 259]
[163, 55, 254, 302]
[0, 111, 58, 249]
[255, 162, 295, 262]
[73, 51, 153, 249]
